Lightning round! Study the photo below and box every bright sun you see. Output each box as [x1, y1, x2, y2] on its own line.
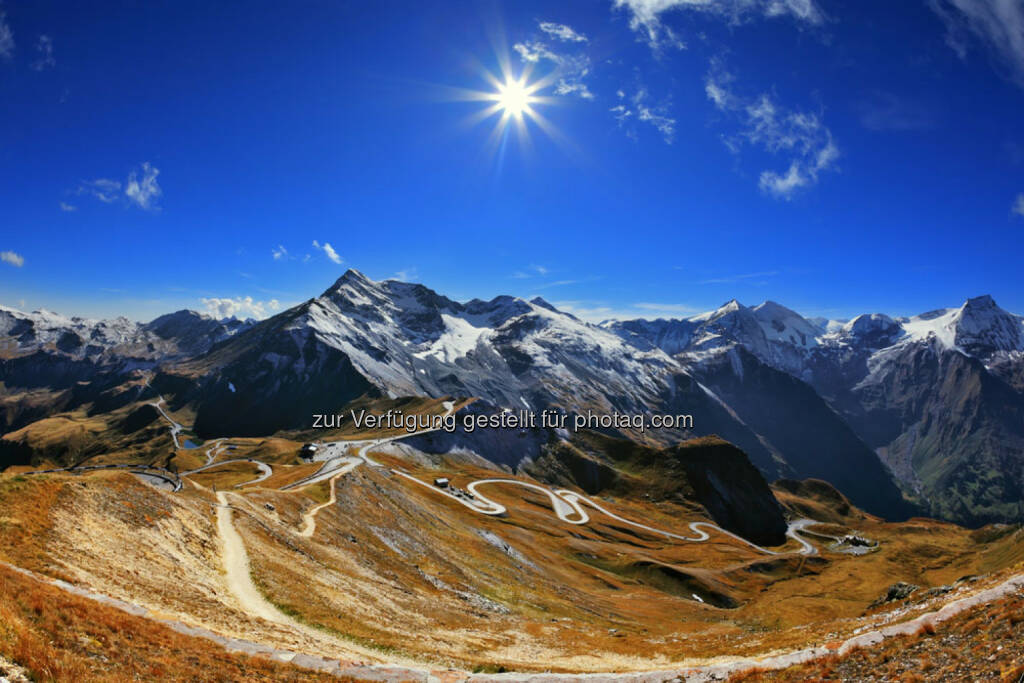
[454, 56, 560, 154]
[496, 78, 534, 118]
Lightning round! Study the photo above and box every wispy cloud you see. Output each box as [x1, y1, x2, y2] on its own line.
[553, 299, 698, 322]
[706, 61, 838, 199]
[271, 245, 288, 261]
[511, 264, 550, 278]
[698, 270, 780, 284]
[633, 302, 700, 314]
[857, 91, 938, 132]
[123, 162, 161, 210]
[1, 250, 25, 268]
[78, 178, 121, 203]
[1013, 193, 1024, 218]
[535, 279, 582, 289]
[513, 21, 593, 100]
[200, 296, 281, 320]
[613, 0, 824, 51]
[532, 275, 603, 290]
[930, 0, 1024, 88]
[312, 239, 342, 264]
[59, 201, 76, 212]
[611, 87, 676, 143]
[31, 34, 54, 71]
[75, 162, 162, 210]
[0, 5, 13, 60]
[539, 22, 588, 43]
[392, 267, 418, 281]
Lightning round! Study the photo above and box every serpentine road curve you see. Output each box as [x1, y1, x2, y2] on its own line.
[393, 472, 818, 556]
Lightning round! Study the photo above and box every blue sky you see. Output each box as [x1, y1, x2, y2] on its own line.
[2, 0, 1023, 322]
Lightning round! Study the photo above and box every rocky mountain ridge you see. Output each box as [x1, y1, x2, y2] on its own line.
[4, 271, 1022, 525]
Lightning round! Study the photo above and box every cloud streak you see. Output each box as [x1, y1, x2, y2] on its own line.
[513, 21, 594, 100]
[611, 88, 676, 144]
[0, 5, 13, 60]
[857, 92, 938, 132]
[1013, 193, 1024, 218]
[200, 296, 281, 320]
[31, 34, 54, 71]
[552, 300, 698, 322]
[123, 162, 161, 210]
[613, 0, 825, 50]
[698, 270, 780, 284]
[930, 0, 1024, 89]
[706, 63, 839, 199]
[312, 240, 342, 264]
[75, 162, 162, 210]
[539, 22, 588, 43]
[1, 250, 24, 267]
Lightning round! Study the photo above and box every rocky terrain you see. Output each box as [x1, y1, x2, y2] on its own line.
[4, 271, 1024, 527]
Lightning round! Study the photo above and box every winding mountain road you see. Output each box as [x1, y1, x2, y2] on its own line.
[148, 397, 185, 449]
[392, 472, 818, 556]
[289, 401, 457, 535]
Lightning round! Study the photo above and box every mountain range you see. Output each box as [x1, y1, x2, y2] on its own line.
[2, 270, 1023, 526]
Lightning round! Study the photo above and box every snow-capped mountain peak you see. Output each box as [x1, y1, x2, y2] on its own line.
[751, 300, 820, 350]
[895, 295, 1024, 356]
[951, 295, 1024, 355]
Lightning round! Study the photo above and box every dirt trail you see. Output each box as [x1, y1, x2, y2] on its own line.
[298, 460, 360, 538]
[214, 491, 432, 673]
[215, 491, 287, 624]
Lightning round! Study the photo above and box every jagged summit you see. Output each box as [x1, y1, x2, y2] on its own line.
[695, 298, 745, 322]
[321, 268, 373, 297]
[529, 296, 559, 313]
[952, 294, 1023, 354]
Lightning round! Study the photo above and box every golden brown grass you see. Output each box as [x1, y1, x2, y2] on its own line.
[187, 461, 268, 489]
[732, 589, 1024, 681]
[0, 564, 348, 682]
[3, 453, 1023, 675]
[0, 475, 68, 574]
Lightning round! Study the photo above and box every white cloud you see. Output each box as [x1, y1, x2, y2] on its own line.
[636, 92, 675, 143]
[1013, 193, 1024, 218]
[392, 267, 419, 281]
[698, 270, 780, 284]
[0, 5, 13, 60]
[930, 0, 1024, 88]
[539, 22, 589, 43]
[59, 201, 77, 212]
[552, 300, 698, 322]
[312, 239, 342, 264]
[705, 65, 839, 199]
[611, 88, 676, 143]
[271, 245, 288, 261]
[78, 178, 121, 203]
[613, 0, 824, 50]
[610, 104, 633, 122]
[31, 34, 54, 71]
[705, 63, 738, 110]
[513, 40, 552, 63]
[512, 264, 549, 278]
[200, 296, 281, 320]
[75, 162, 162, 210]
[857, 92, 938, 132]
[513, 26, 594, 100]
[123, 162, 161, 210]
[633, 302, 700, 315]
[1, 250, 25, 268]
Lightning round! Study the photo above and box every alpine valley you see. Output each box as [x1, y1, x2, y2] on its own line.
[2, 270, 1024, 680]
[5, 270, 1022, 526]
